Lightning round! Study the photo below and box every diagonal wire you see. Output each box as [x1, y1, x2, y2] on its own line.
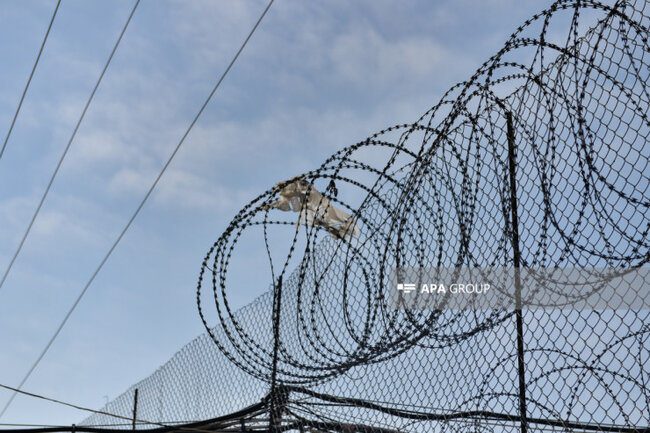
[0, 0, 61, 162]
[0, 382, 257, 433]
[0, 0, 141, 418]
[0, 0, 274, 419]
[0, 0, 140, 295]
[0, 383, 168, 428]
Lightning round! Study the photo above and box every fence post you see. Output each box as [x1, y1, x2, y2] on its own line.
[132, 388, 139, 431]
[506, 111, 528, 433]
[269, 276, 283, 432]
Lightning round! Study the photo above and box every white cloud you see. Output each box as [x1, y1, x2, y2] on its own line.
[107, 166, 154, 196]
[328, 25, 448, 89]
[153, 168, 258, 212]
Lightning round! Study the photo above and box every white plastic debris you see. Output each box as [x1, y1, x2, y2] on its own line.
[264, 177, 360, 240]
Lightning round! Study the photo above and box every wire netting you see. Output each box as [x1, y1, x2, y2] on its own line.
[81, 0, 650, 431]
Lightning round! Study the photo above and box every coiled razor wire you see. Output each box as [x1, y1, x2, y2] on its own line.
[80, 0, 650, 432]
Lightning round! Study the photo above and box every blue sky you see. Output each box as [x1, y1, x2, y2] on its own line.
[0, 0, 554, 426]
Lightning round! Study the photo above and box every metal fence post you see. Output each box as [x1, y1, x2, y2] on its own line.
[132, 388, 139, 431]
[270, 276, 283, 432]
[506, 111, 529, 433]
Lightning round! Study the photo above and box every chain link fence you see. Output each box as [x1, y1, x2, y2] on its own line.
[81, 0, 650, 431]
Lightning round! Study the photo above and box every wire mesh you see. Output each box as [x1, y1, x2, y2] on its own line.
[81, 0, 650, 432]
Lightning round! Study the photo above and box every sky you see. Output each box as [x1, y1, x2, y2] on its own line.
[0, 0, 555, 426]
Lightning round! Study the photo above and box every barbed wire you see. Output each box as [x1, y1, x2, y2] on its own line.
[76, 0, 650, 432]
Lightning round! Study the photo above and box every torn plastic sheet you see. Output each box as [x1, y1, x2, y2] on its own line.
[264, 177, 360, 240]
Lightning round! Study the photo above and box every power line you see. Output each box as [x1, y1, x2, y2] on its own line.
[0, 0, 141, 418]
[0, 0, 61, 162]
[0, 383, 231, 433]
[0, 0, 140, 296]
[0, 0, 274, 420]
[0, 383, 143, 426]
